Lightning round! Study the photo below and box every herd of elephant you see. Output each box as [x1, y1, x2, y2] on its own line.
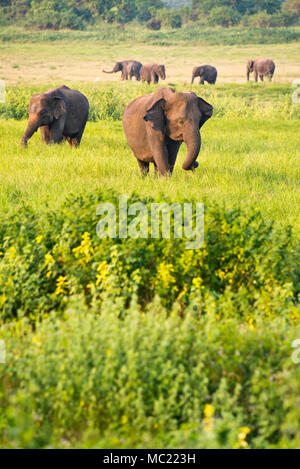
[103, 57, 276, 84]
[20, 57, 275, 177]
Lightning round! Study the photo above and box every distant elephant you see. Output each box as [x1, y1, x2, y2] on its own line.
[103, 60, 142, 81]
[123, 87, 213, 176]
[21, 86, 89, 148]
[191, 65, 217, 85]
[140, 64, 166, 85]
[247, 58, 275, 82]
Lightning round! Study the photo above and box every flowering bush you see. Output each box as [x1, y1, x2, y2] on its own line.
[0, 191, 298, 321]
[0, 190, 299, 448]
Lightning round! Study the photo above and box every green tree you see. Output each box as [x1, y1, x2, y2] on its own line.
[282, 0, 300, 15]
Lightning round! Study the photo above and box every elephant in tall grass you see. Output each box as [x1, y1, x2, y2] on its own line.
[103, 60, 142, 80]
[123, 87, 213, 176]
[191, 65, 217, 85]
[21, 86, 89, 148]
[140, 64, 166, 84]
[247, 58, 275, 82]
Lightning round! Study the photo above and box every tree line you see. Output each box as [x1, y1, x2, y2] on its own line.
[0, 0, 299, 29]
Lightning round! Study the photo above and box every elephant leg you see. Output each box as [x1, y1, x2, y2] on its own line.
[254, 71, 258, 82]
[137, 160, 150, 175]
[259, 74, 264, 82]
[66, 137, 79, 148]
[40, 126, 51, 144]
[49, 116, 66, 144]
[167, 140, 181, 174]
[200, 77, 204, 85]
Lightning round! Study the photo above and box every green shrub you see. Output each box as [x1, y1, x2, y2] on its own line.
[1, 83, 299, 122]
[0, 190, 298, 321]
[208, 7, 241, 27]
[0, 297, 299, 448]
[157, 7, 183, 28]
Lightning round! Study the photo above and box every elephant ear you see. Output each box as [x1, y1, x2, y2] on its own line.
[143, 98, 166, 134]
[197, 97, 213, 129]
[52, 96, 67, 120]
[247, 60, 254, 70]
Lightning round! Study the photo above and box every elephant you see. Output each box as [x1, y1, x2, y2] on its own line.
[21, 86, 89, 148]
[103, 60, 142, 81]
[247, 58, 275, 82]
[140, 64, 166, 85]
[191, 65, 217, 85]
[123, 87, 213, 176]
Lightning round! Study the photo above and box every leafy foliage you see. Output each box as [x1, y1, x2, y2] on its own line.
[0, 190, 299, 448]
[0, 0, 299, 28]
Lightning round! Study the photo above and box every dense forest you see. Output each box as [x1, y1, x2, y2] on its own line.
[0, 0, 299, 29]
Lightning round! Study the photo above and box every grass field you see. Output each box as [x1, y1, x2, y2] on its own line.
[1, 25, 300, 84]
[0, 26, 300, 449]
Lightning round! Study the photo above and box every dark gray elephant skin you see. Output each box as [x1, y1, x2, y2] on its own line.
[21, 86, 89, 148]
[123, 87, 213, 176]
[140, 64, 166, 85]
[191, 65, 217, 85]
[247, 58, 275, 82]
[103, 60, 142, 81]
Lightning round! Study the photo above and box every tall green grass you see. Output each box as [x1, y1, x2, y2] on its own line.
[1, 25, 300, 45]
[1, 83, 300, 121]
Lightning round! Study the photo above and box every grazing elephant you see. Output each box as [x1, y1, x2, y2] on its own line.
[247, 58, 275, 82]
[103, 60, 142, 81]
[191, 65, 217, 85]
[21, 86, 89, 148]
[123, 87, 213, 176]
[140, 64, 166, 85]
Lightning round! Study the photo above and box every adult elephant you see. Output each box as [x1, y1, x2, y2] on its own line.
[247, 58, 275, 82]
[103, 60, 142, 81]
[21, 86, 89, 148]
[191, 65, 217, 85]
[140, 64, 166, 85]
[123, 87, 213, 176]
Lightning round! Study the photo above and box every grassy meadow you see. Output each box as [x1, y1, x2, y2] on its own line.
[0, 26, 300, 449]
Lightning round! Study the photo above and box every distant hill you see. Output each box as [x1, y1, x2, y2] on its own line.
[163, 0, 191, 8]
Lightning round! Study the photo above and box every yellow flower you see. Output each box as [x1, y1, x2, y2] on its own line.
[121, 415, 128, 425]
[203, 404, 215, 431]
[235, 427, 251, 448]
[80, 401, 85, 407]
[44, 253, 54, 267]
[96, 261, 109, 287]
[192, 277, 203, 289]
[35, 235, 43, 244]
[73, 232, 94, 265]
[32, 336, 41, 346]
[55, 276, 69, 296]
[106, 349, 111, 356]
[157, 262, 175, 289]
[204, 404, 215, 419]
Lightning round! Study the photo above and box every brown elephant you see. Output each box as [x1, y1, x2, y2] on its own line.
[140, 64, 166, 85]
[247, 58, 275, 82]
[103, 60, 142, 81]
[123, 87, 213, 176]
[191, 65, 217, 85]
[21, 86, 89, 148]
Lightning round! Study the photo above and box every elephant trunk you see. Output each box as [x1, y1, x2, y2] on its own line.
[247, 69, 250, 81]
[182, 127, 201, 171]
[21, 114, 39, 148]
[102, 69, 114, 74]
